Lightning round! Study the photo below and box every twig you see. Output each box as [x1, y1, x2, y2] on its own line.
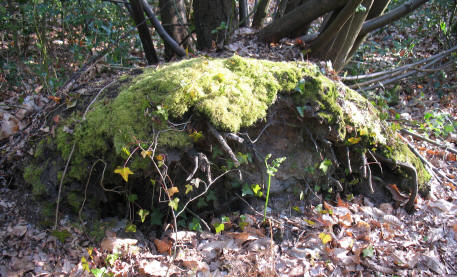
[83, 80, 117, 120]
[346, 146, 352, 174]
[54, 142, 76, 229]
[342, 44, 457, 81]
[207, 122, 240, 167]
[400, 128, 457, 154]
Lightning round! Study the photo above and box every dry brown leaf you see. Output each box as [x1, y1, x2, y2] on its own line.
[337, 195, 349, 208]
[339, 213, 353, 227]
[182, 260, 209, 272]
[154, 238, 172, 255]
[385, 184, 409, 203]
[167, 187, 179, 197]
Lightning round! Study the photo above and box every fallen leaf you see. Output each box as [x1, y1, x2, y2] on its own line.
[154, 238, 172, 255]
[139, 260, 169, 276]
[319, 232, 332, 244]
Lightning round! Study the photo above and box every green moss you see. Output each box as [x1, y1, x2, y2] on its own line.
[126, 55, 309, 132]
[23, 164, 46, 196]
[383, 140, 432, 190]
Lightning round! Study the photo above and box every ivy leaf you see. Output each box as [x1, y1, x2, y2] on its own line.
[206, 191, 217, 202]
[251, 184, 263, 197]
[242, 183, 253, 196]
[319, 159, 332, 174]
[114, 167, 134, 182]
[221, 216, 230, 224]
[185, 184, 193, 194]
[348, 137, 361, 144]
[137, 209, 150, 223]
[190, 178, 201, 189]
[167, 187, 179, 197]
[319, 232, 332, 244]
[125, 223, 136, 233]
[189, 218, 202, 232]
[197, 198, 207, 208]
[169, 198, 179, 211]
[150, 209, 163, 226]
[214, 222, 225, 234]
[128, 194, 138, 202]
[141, 150, 152, 158]
[91, 267, 108, 277]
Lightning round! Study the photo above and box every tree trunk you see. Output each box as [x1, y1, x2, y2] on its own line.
[258, 0, 348, 42]
[193, 0, 238, 50]
[239, 0, 249, 27]
[345, 0, 391, 64]
[329, 0, 374, 71]
[128, 0, 158, 64]
[252, 0, 272, 28]
[159, 0, 190, 60]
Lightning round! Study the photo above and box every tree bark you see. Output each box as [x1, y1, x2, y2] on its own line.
[258, 0, 348, 43]
[345, 0, 390, 64]
[359, 0, 429, 36]
[128, 0, 158, 64]
[332, 0, 373, 71]
[159, 0, 190, 60]
[252, 0, 272, 28]
[193, 0, 238, 50]
[310, 0, 363, 50]
[140, 0, 186, 57]
[239, 0, 249, 27]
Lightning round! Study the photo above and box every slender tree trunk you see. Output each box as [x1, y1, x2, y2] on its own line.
[252, 0, 272, 28]
[258, 0, 348, 42]
[345, 0, 390, 63]
[331, 0, 374, 71]
[128, 0, 158, 64]
[159, 0, 190, 60]
[193, 0, 238, 50]
[239, 0, 249, 27]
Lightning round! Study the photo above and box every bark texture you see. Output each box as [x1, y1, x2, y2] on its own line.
[159, 0, 190, 60]
[258, 0, 348, 42]
[128, 0, 158, 64]
[193, 0, 238, 50]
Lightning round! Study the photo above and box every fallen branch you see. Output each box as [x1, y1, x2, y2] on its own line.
[400, 129, 457, 154]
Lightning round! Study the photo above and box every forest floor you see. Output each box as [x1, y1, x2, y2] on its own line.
[1, 2, 457, 276]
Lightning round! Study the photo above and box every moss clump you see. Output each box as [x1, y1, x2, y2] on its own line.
[126, 55, 309, 132]
[23, 164, 46, 196]
[67, 192, 83, 212]
[383, 141, 431, 191]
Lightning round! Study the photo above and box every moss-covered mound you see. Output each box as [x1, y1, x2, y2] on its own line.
[24, 55, 431, 223]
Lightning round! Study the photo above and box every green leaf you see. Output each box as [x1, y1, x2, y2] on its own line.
[125, 223, 136, 233]
[251, 184, 263, 197]
[168, 198, 179, 211]
[185, 184, 193, 194]
[189, 218, 202, 232]
[150, 209, 163, 226]
[197, 198, 208, 208]
[319, 159, 332, 174]
[242, 183, 254, 196]
[214, 222, 225, 234]
[137, 209, 149, 223]
[91, 267, 109, 277]
[206, 191, 217, 202]
[221, 216, 230, 224]
[128, 194, 138, 203]
[362, 245, 374, 257]
[121, 146, 130, 156]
